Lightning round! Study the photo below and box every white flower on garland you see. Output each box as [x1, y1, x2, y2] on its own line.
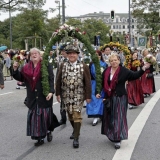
[49, 58, 53, 63]
[101, 67, 104, 73]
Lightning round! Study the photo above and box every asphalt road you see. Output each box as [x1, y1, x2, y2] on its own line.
[0, 74, 160, 160]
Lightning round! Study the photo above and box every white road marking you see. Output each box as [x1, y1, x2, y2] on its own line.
[53, 102, 58, 105]
[112, 89, 160, 160]
[154, 77, 160, 78]
[0, 92, 14, 96]
[4, 80, 16, 83]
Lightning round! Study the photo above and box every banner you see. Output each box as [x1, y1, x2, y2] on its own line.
[138, 37, 147, 47]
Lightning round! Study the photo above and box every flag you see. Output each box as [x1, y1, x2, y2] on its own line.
[138, 37, 147, 47]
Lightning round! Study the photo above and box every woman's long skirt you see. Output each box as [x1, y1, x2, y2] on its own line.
[3, 65, 10, 77]
[101, 95, 128, 142]
[141, 70, 156, 94]
[27, 106, 58, 140]
[86, 80, 104, 117]
[127, 79, 144, 106]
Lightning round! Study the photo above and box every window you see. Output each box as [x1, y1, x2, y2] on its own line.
[132, 19, 134, 23]
[113, 25, 115, 29]
[119, 25, 121, 29]
[132, 25, 134, 29]
[123, 25, 125, 29]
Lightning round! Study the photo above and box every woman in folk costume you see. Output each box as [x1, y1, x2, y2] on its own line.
[13, 48, 59, 146]
[141, 49, 156, 97]
[3, 52, 11, 80]
[86, 50, 108, 126]
[126, 52, 144, 109]
[97, 53, 150, 149]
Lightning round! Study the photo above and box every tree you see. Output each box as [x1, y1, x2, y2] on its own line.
[131, 0, 160, 35]
[82, 19, 110, 46]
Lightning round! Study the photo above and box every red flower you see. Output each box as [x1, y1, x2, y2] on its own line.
[82, 31, 86, 35]
[76, 28, 79, 32]
[17, 56, 20, 60]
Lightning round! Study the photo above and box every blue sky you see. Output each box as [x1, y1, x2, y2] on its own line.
[0, 0, 129, 21]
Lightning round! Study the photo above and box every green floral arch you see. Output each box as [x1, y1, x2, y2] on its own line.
[41, 25, 102, 96]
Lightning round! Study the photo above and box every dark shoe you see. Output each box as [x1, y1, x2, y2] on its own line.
[16, 87, 20, 89]
[24, 101, 27, 105]
[70, 132, 74, 139]
[115, 143, 121, 149]
[47, 131, 52, 142]
[59, 119, 66, 125]
[73, 138, 79, 148]
[143, 94, 147, 98]
[34, 139, 44, 146]
[83, 106, 86, 108]
[147, 94, 150, 97]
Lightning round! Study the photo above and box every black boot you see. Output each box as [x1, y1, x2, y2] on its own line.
[59, 109, 67, 125]
[70, 121, 74, 139]
[73, 122, 81, 148]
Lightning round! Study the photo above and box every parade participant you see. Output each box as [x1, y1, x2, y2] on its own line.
[3, 52, 11, 80]
[155, 49, 160, 74]
[102, 46, 112, 65]
[56, 44, 68, 125]
[126, 52, 144, 109]
[97, 53, 150, 149]
[13, 48, 59, 146]
[86, 50, 107, 126]
[56, 44, 91, 148]
[0, 56, 4, 89]
[118, 50, 125, 66]
[141, 49, 156, 97]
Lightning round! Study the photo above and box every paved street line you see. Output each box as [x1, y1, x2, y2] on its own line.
[0, 92, 13, 96]
[53, 102, 58, 105]
[154, 77, 160, 78]
[112, 89, 160, 160]
[4, 80, 16, 83]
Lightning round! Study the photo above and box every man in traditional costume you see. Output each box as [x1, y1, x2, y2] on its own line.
[56, 44, 91, 148]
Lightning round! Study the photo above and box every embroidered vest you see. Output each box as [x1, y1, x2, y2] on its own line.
[61, 61, 84, 112]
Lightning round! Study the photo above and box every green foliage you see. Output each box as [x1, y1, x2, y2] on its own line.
[132, 0, 160, 34]
[42, 27, 102, 95]
[66, 18, 110, 46]
[83, 19, 110, 46]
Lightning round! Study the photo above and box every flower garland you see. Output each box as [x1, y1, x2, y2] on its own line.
[132, 60, 141, 67]
[41, 24, 102, 96]
[100, 42, 131, 69]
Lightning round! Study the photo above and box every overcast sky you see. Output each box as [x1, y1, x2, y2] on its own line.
[0, 0, 129, 21]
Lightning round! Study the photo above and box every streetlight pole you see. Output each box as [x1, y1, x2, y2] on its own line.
[9, 1, 12, 49]
[62, 0, 65, 24]
[129, 0, 131, 47]
[55, 1, 60, 24]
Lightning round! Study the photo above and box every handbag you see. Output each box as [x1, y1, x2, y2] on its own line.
[103, 98, 111, 112]
[147, 73, 154, 78]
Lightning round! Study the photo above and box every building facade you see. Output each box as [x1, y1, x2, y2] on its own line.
[66, 12, 147, 36]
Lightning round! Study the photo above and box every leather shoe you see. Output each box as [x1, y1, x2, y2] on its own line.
[59, 119, 66, 125]
[34, 139, 44, 146]
[47, 131, 52, 142]
[70, 132, 74, 139]
[73, 138, 79, 148]
[92, 121, 98, 126]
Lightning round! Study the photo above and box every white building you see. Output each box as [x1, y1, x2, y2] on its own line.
[66, 12, 148, 36]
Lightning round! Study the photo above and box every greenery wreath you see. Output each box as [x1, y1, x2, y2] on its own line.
[100, 42, 132, 69]
[41, 24, 102, 96]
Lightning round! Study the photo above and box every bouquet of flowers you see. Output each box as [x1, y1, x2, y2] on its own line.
[144, 54, 156, 65]
[132, 60, 141, 67]
[13, 55, 24, 65]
